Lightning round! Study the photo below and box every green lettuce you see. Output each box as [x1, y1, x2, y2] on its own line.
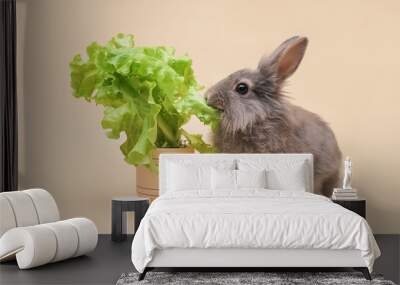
[70, 33, 220, 171]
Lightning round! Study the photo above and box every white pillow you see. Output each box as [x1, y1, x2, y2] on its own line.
[211, 168, 268, 190]
[211, 168, 236, 190]
[167, 163, 211, 191]
[266, 162, 307, 191]
[238, 159, 309, 191]
[236, 169, 267, 189]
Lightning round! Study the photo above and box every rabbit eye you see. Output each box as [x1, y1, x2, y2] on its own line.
[235, 83, 249, 95]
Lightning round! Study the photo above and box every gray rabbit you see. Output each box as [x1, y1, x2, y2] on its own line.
[205, 36, 341, 196]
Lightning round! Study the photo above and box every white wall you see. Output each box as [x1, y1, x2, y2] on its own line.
[17, 0, 400, 233]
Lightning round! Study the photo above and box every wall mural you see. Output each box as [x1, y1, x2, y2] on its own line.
[205, 36, 342, 196]
[70, 34, 342, 197]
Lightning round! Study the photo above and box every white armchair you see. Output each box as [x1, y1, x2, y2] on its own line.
[0, 189, 98, 269]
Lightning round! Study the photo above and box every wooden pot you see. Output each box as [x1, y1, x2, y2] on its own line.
[136, 147, 194, 201]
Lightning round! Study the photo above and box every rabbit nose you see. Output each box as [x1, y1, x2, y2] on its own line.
[204, 91, 211, 102]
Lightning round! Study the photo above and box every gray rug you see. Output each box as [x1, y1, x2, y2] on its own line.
[116, 272, 396, 285]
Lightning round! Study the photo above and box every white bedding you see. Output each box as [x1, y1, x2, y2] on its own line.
[131, 190, 380, 273]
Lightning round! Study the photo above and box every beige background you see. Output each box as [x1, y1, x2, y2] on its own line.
[16, 0, 400, 234]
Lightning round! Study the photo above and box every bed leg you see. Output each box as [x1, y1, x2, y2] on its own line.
[138, 268, 148, 281]
[354, 267, 371, 280]
[362, 268, 372, 281]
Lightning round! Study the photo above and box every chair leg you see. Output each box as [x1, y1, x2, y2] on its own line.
[138, 268, 148, 281]
[354, 267, 372, 280]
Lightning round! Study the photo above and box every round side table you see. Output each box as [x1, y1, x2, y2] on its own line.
[111, 196, 149, 242]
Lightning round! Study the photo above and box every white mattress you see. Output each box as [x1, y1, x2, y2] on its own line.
[131, 190, 380, 273]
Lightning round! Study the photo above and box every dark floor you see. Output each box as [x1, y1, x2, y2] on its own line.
[0, 235, 399, 285]
[0, 235, 134, 285]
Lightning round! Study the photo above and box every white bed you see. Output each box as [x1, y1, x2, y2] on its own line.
[131, 154, 380, 280]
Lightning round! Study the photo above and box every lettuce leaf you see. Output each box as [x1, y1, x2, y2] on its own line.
[70, 33, 220, 170]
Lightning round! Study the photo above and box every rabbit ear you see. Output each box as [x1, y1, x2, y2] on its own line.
[258, 36, 308, 82]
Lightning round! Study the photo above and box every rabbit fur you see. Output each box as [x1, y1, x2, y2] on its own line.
[205, 36, 341, 196]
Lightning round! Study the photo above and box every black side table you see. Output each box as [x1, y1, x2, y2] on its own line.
[332, 198, 366, 218]
[112, 196, 149, 242]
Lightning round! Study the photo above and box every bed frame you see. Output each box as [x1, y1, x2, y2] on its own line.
[139, 248, 371, 280]
[139, 154, 372, 281]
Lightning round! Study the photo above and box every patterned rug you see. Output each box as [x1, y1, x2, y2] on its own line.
[116, 271, 396, 285]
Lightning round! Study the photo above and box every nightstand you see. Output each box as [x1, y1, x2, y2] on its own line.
[111, 196, 150, 242]
[332, 198, 366, 218]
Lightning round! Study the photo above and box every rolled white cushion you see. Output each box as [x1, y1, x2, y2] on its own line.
[65, 218, 98, 257]
[0, 226, 57, 269]
[0, 191, 39, 227]
[0, 196, 17, 237]
[24, 189, 60, 223]
[0, 189, 60, 238]
[42, 221, 79, 262]
[0, 218, 98, 269]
